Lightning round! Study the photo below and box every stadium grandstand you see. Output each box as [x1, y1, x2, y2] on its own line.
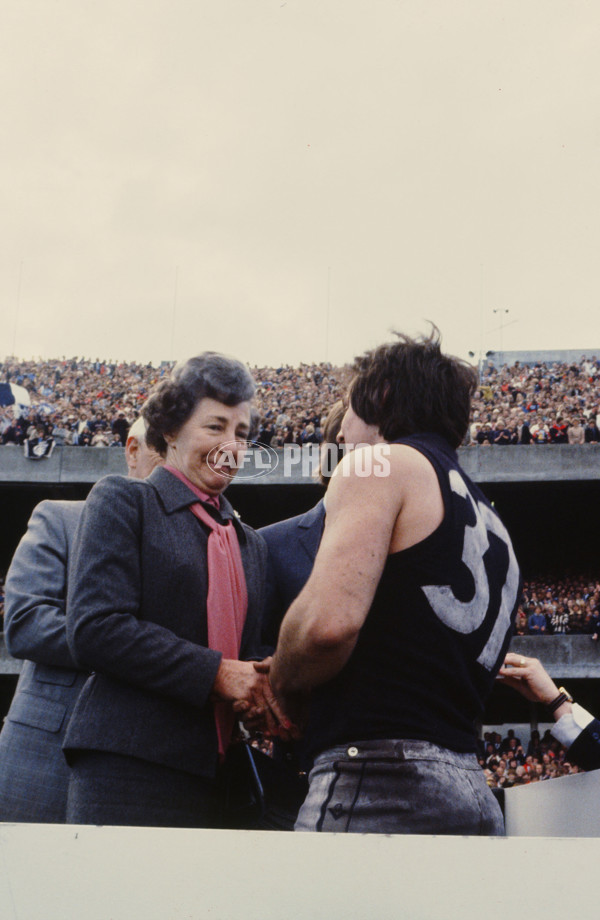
[2, 350, 600, 449]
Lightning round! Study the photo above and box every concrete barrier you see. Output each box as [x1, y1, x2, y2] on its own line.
[504, 768, 600, 837]
[0, 823, 599, 920]
[2, 443, 600, 486]
[2, 633, 596, 679]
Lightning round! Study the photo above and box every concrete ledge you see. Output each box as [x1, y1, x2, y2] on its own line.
[508, 635, 600, 679]
[2, 443, 600, 486]
[0, 632, 596, 678]
[0, 824, 599, 919]
[459, 443, 600, 483]
[504, 768, 600, 837]
[0, 445, 127, 483]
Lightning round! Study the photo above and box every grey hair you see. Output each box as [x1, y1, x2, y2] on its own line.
[143, 352, 256, 454]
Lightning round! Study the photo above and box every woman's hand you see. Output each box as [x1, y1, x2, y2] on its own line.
[496, 652, 560, 705]
[212, 658, 262, 702]
[213, 657, 296, 738]
[235, 658, 305, 741]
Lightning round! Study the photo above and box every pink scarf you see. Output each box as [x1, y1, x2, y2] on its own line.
[165, 466, 248, 757]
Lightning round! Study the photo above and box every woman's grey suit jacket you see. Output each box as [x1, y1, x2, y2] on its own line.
[0, 500, 87, 822]
[63, 466, 267, 780]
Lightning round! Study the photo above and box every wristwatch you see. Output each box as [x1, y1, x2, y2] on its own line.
[548, 686, 574, 714]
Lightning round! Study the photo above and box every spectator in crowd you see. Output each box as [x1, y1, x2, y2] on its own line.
[51, 416, 73, 446]
[514, 608, 528, 635]
[518, 415, 532, 444]
[567, 418, 585, 445]
[468, 422, 481, 445]
[90, 424, 111, 448]
[111, 411, 130, 446]
[531, 417, 550, 443]
[549, 417, 569, 443]
[499, 728, 522, 755]
[549, 604, 570, 635]
[585, 418, 600, 443]
[1, 410, 27, 445]
[74, 412, 91, 445]
[300, 423, 320, 445]
[284, 425, 302, 445]
[258, 419, 275, 446]
[491, 417, 515, 445]
[527, 606, 547, 635]
[476, 422, 494, 445]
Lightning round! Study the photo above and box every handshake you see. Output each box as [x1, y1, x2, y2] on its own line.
[212, 655, 302, 741]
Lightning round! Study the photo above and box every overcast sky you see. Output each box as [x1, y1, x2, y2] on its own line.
[2, 1, 600, 369]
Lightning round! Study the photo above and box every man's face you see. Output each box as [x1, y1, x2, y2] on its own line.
[136, 440, 164, 479]
[126, 436, 164, 479]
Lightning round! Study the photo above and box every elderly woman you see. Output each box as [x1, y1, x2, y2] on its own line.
[64, 353, 282, 827]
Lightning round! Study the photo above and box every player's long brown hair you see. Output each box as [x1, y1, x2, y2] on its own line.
[349, 326, 477, 449]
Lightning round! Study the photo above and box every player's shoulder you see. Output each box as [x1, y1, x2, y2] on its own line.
[332, 441, 434, 491]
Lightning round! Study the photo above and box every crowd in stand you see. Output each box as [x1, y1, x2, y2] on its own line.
[0, 356, 348, 449]
[478, 728, 581, 787]
[3, 353, 600, 448]
[516, 576, 600, 637]
[469, 354, 600, 445]
[0, 356, 171, 448]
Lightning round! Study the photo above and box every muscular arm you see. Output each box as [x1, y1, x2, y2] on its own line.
[269, 447, 405, 696]
[4, 501, 82, 667]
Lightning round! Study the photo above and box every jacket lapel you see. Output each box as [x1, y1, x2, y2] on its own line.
[148, 466, 245, 538]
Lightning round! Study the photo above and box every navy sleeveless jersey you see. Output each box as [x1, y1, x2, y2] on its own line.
[306, 433, 521, 758]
